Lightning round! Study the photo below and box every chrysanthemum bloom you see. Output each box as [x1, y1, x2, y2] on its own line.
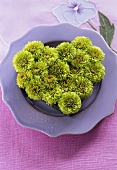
[31, 61, 48, 77]
[25, 77, 44, 100]
[49, 59, 70, 80]
[71, 36, 92, 52]
[23, 41, 44, 62]
[42, 86, 63, 105]
[70, 65, 86, 78]
[43, 46, 58, 65]
[60, 76, 76, 92]
[56, 42, 76, 62]
[88, 46, 105, 62]
[42, 92, 54, 105]
[43, 75, 58, 90]
[74, 76, 93, 99]
[71, 49, 90, 68]
[12, 51, 34, 72]
[16, 71, 33, 88]
[58, 92, 81, 115]
[12, 36, 106, 115]
[85, 60, 105, 83]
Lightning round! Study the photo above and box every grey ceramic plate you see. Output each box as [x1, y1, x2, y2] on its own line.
[0, 23, 117, 137]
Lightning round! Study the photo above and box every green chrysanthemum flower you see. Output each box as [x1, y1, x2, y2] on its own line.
[58, 92, 81, 115]
[23, 41, 44, 62]
[85, 60, 105, 83]
[70, 66, 86, 78]
[49, 59, 70, 80]
[12, 37, 106, 115]
[60, 76, 75, 92]
[56, 42, 76, 62]
[71, 49, 90, 68]
[88, 46, 105, 62]
[71, 36, 92, 52]
[25, 77, 44, 100]
[31, 61, 48, 77]
[74, 76, 93, 99]
[43, 46, 58, 65]
[42, 92, 54, 105]
[42, 86, 63, 105]
[43, 75, 58, 90]
[16, 71, 33, 88]
[12, 51, 34, 72]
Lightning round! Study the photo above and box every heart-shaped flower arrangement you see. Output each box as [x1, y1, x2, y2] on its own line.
[12, 36, 105, 115]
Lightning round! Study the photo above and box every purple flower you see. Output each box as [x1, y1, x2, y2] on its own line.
[52, 0, 97, 26]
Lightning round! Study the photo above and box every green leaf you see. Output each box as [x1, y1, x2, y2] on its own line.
[98, 11, 115, 46]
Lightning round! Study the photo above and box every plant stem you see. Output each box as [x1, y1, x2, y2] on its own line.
[87, 21, 97, 31]
[87, 21, 117, 54]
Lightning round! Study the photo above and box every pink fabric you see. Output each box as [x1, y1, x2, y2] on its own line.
[0, 0, 117, 169]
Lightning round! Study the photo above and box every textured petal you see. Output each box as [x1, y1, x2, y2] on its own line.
[52, 4, 69, 23]
[68, 0, 79, 5]
[63, 10, 81, 26]
[78, 0, 96, 8]
[75, 8, 96, 23]
[69, 0, 96, 8]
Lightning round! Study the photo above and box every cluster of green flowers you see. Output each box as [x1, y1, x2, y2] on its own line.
[12, 36, 105, 115]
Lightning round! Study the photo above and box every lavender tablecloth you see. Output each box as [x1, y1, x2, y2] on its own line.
[0, 0, 117, 169]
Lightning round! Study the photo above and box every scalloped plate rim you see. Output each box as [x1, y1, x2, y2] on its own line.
[0, 23, 117, 137]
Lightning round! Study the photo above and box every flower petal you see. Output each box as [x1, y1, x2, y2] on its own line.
[68, 0, 79, 5]
[68, 0, 96, 8]
[75, 8, 96, 23]
[79, 0, 96, 8]
[63, 10, 81, 26]
[52, 4, 69, 23]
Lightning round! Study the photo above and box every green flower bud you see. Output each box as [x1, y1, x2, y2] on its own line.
[70, 66, 85, 78]
[71, 36, 92, 51]
[56, 42, 76, 62]
[49, 59, 70, 80]
[42, 86, 63, 105]
[31, 61, 48, 77]
[74, 76, 93, 99]
[25, 77, 44, 100]
[60, 76, 75, 92]
[16, 71, 33, 88]
[71, 49, 90, 68]
[85, 60, 105, 83]
[43, 75, 58, 90]
[58, 92, 81, 115]
[88, 46, 105, 62]
[43, 46, 58, 65]
[12, 51, 34, 72]
[23, 41, 44, 62]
